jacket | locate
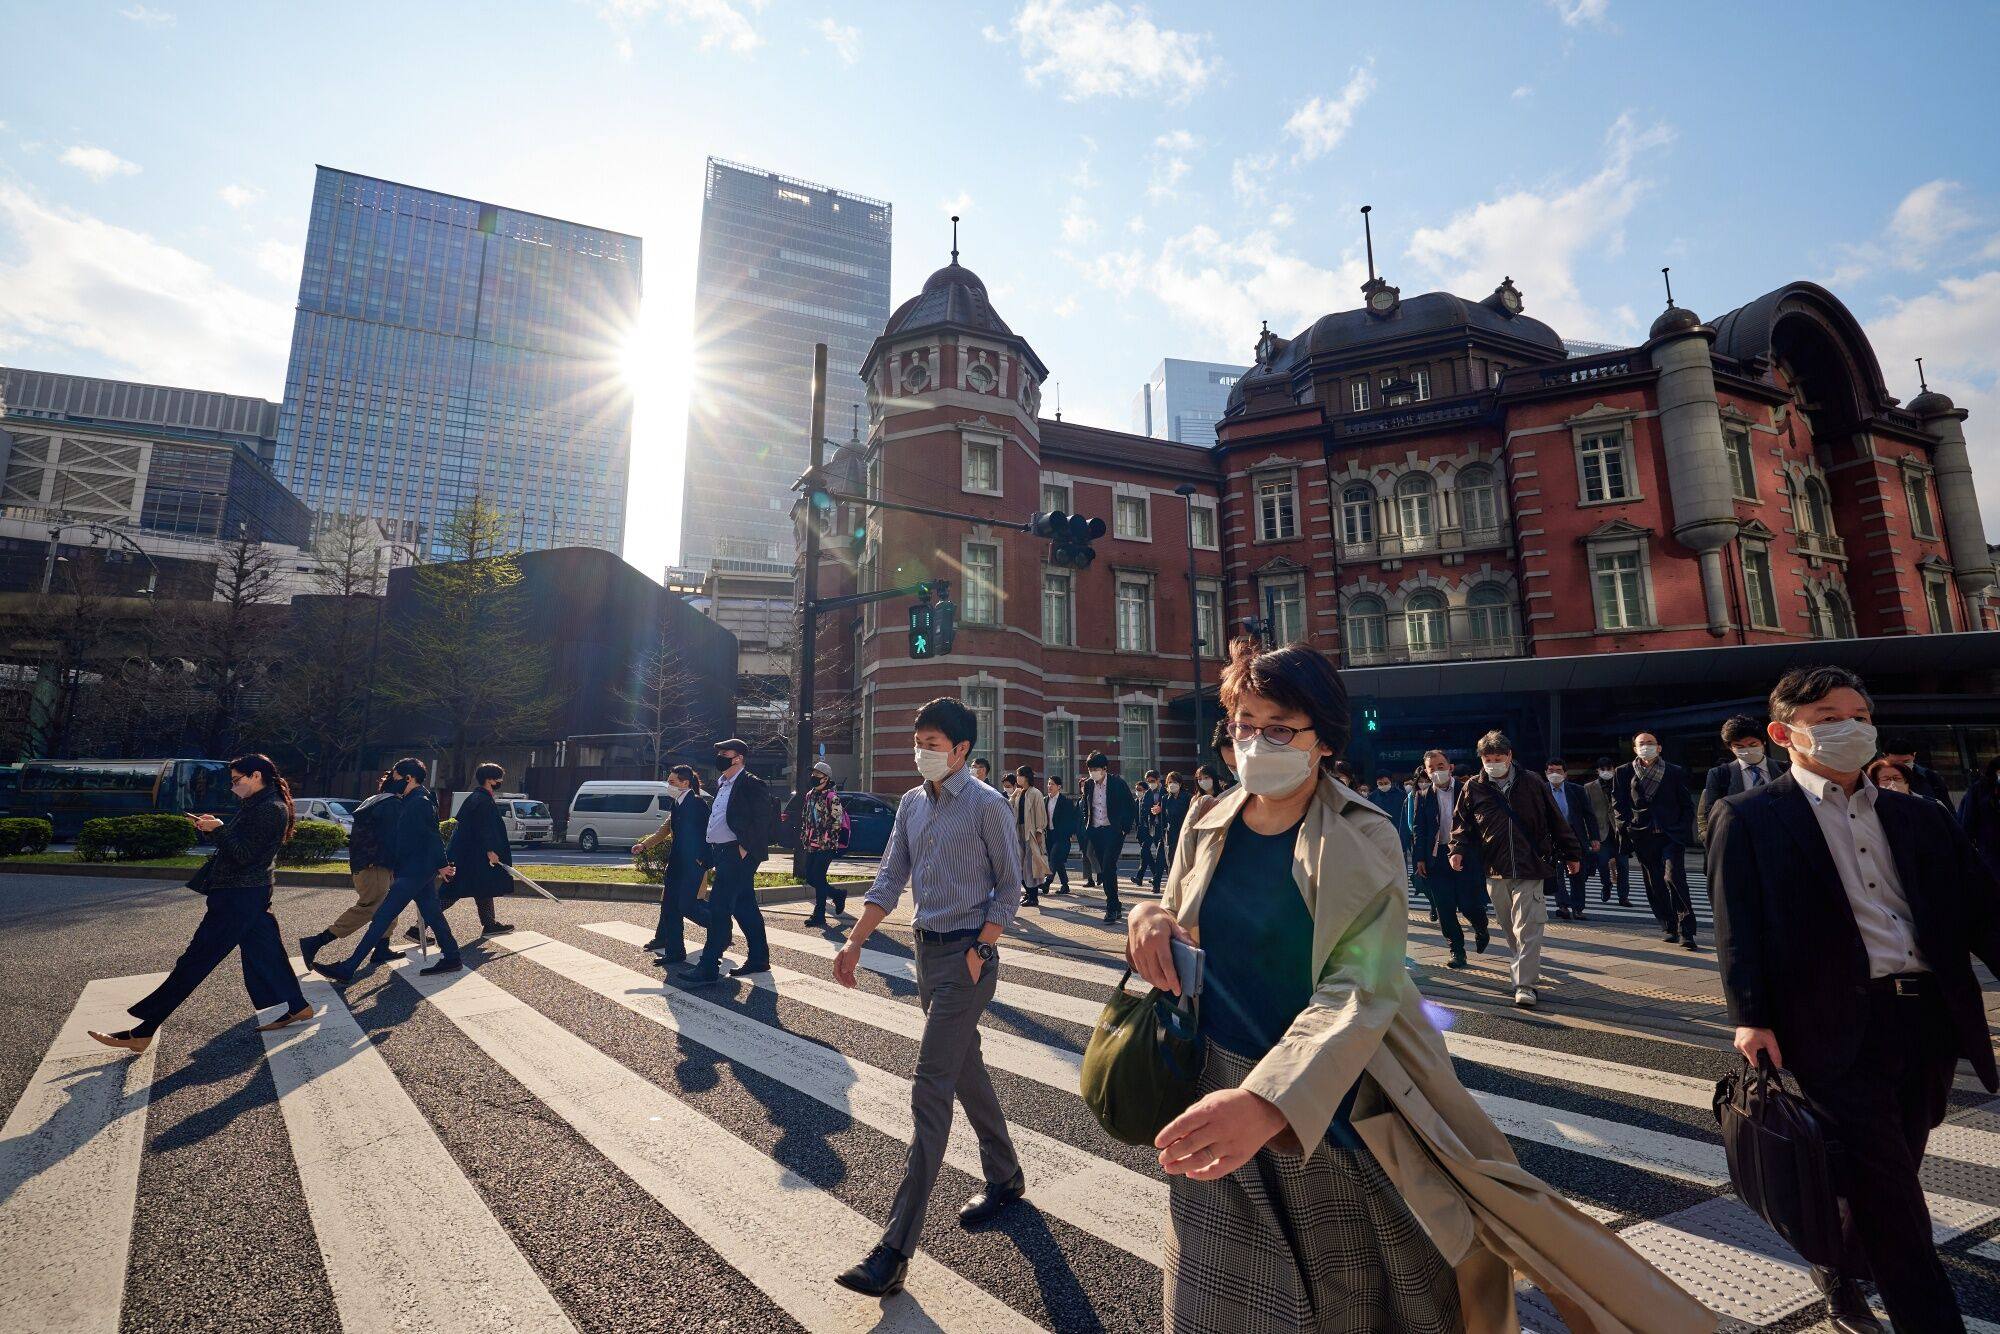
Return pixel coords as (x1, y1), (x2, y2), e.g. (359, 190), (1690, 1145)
(391, 788), (448, 881)
(190, 786), (290, 894)
(1412, 779), (1479, 878)
(1135, 784), (1166, 841)
(1164, 779), (1714, 1333)
(1047, 792), (1083, 839)
(715, 769), (774, 865)
(1162, 786), (1191, 851)
(1450, 768), (1583, 881)
(1584, 778), (1619, 850)
(1963, 778), (2000, 878)
(1549, 779), (1600, 855)
(1696, 756), (1785, 843)
(667, 789), (710, 879)
(445, 787), (514, 900)
(1080, 772), (1137, 835)
(346, 790), (400, 874)
(798, 784), (850, 853)
(1011, 786), (1049, 882)
(1612, 760), (1696, 848)
(1712, 771), (2000, 1091)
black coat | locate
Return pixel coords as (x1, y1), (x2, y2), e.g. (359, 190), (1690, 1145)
(667, 789), (709, 879)
(1711, 772), (2000, 1091)
(391, 788), (448, 881)
(1081, 773), (1137, 835)
(1611, 760), (1697, 848)
(715, 769), (774, 865)
(446, 787), (514, 900)
(1963, 779), (2000, 879)
(346, 791), (400, 874)
(1697, 756), (1785, 843)
(1549, 779), (1600, 852)
(1411, 780), (1478, 877)
(1047, 793), (1082, 839)
(189, 786), (289, 894)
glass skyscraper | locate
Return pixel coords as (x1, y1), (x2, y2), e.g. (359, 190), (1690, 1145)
(275, 167), (641, 557)
(681, 158), (891, 572)
(1131, 358), (1251, 447)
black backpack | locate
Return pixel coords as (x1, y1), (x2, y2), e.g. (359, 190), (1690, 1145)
(347, 794), (399, 872)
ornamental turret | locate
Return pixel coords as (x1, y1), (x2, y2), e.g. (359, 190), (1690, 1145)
(1646, 271), (1739, 637)
(1908, 376), (1997, 598)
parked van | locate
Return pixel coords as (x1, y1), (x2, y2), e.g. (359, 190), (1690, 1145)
(566, 781), (674, 852)
(451, 790), (556, 846)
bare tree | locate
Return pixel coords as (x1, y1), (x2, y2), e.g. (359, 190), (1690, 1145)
(188, 528), (284, 756)
(614, 613), (713, 777)
(258, 514), (388, 785)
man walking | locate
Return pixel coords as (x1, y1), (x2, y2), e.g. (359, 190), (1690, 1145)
(1134, 770), (1166, 891)
(299, 770), (405, 971)
(832, 698), (1026, 1297)
(1698, 715), (1786, 842)
(1079, 752), (1136, 924)
(1414, 750), (1488, 968)
(635, 765), (710, 963)
(1714, 666), (2000, 1333)
(676, 737), (775, 987)
(439, 762), (517, 939)
(1543, 759), (1600, 921)
(1614, 731), (1700, 948)
(1044, 774), (1080, 894)
(1878, 734), (1954, 807)
(1451, 733), (1581, 1008)
(312, 757), (461, 980)
(1587, 757), (1630, 906)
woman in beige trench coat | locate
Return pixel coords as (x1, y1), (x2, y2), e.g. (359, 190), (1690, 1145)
(1011, 764), (1051, 896)
(1128, 639), (1714, 1334)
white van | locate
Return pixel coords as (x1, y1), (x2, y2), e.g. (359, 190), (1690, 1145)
(566, 780), (674, 852)
(450, 790), (556, 846)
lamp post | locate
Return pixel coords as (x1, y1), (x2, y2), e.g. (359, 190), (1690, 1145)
(1174, 483), (1205, 771)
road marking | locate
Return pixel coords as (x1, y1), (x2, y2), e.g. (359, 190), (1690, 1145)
(389, 957), (1041, 1333)
(750, 923), (1105, 1026)
(262, 971), (575, 1333)
(1439, 1031), (1716, 1109)
(490, 931), (1165, 1267)
(0, 973), (165, 1334)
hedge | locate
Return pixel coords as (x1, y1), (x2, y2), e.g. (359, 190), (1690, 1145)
(0, 817), (52, 856)
(437, 818), (456, 846)
(277, 818), (348, 866)
(77, 814), (199, 862)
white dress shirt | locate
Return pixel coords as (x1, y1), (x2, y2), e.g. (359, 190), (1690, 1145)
(1432, 781), (1457, 854)
(1790, 764), (1927, 977)
(706, 771), (738, 845)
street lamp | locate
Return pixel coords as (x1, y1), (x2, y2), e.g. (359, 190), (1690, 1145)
(1173, 483), (1206, 774)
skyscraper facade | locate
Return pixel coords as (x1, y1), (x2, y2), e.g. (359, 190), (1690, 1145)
(275, 167), (641, 557)
(1130, 357), (1250, 446)
(680, 158), (891, 572)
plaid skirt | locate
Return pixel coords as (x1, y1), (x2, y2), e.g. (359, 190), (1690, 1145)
(1164, 1042), (1463, 1334)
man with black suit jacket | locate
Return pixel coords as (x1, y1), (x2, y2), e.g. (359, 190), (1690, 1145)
(1585, 757), (1629, 906)
(1698, 714), (1787, 843)
(1714, 666), (2000, 1333)
(1079, 752), (1136, 923)
(1043, 774), (1081, 894)
(677, 737), (775, 987)
(1613, 731), (1700, 948)
(1879, 735), (1955, 808)
(1541, 760), (1600, 920)
(1413, 749), (1488, 968)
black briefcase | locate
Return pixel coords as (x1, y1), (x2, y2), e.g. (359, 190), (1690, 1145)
(1713, 1059), (1845, 1267)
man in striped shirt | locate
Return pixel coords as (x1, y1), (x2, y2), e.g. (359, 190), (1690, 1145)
(831, 697), (1026, 1297)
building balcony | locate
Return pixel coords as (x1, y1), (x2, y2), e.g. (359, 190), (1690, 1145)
(1337, 525), (1510, 563)
(1341, 606), (1527, 669)
(1798, 530), (1846, 559)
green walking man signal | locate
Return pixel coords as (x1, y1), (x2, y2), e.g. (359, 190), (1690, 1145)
(909, 580), (956, 659)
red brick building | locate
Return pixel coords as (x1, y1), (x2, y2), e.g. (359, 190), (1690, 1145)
(804, 257), (1998, 796)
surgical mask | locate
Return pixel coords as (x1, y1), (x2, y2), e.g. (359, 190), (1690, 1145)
(1786, 719), (1878, 773)
(913, 747), (953, 783)
(1482, 760), (1510, 780)
(1547, 772), (1566, 785)
(1428, 769), (1452, 786)
(714, 752), (735, 768)
(1197, 776), (1214, 792)
(666, 784), (686, 802)
(1732, 746), (1766, 766)
(1088, 768), (1107, 782)
(1878, 777), (1910, 794)
(1376, 782), (1391, 792)
(1167, 783), (1180, 796)
(1636, 744), (1660, 761)
(1597, 768), (1614, 781)
(1236, 735), (1316, 797)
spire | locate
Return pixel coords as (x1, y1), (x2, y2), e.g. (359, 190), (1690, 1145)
(1053, 381), (1062, 423)
(1917, 356), (1929, 393)
(1361, 205), (1377, 284)
(1357, 205), (1400, 318)
(1661, 266), (1675, 309)
(950, 214), (960, 266)
(850, 402), (861, 443)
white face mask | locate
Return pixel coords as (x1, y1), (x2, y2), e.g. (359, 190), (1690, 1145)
(1786, 719), (1878, 773)
(666, 784), (686, 802)
(914, 747), (953, 783)
(1428, 769), (1452, 787)
(1236, 735), (1316, 797)
(1482, 760), (1511, 779)
(1597, 768), (1615, 781)
(1636, 744), (1661, 761)
(1547, 772), (1566, 786)
(1166, 783), (1180, 795)
(1733, 746), (1766, 766)
(1197, 776), (1214, 792)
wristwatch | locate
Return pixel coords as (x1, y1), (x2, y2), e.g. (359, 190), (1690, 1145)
(972, 941), (999, 965)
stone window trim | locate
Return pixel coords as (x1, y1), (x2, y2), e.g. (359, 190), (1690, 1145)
(1899, 458), (1941, 540)
(1040, 564), (1075, 647)
(1252, 466), (1302, 543)
(957, 670), (1007, 773)
(960, 429), (1005, 498)
(960, 537), (1003, 626)
(1193, 576), (1226, 659)
(1042, 709), (1082, 785)
(1723, 422), (1761, 503)
(1113, 567), (1158, 654)
(1738, 529), (1782, 631)
(1257, 569), (1309, 644)
(1580, 519), (1659, 632)
(1187, 494), (1220, 551)
(1567, 407), (1645, 508)
(1039, 473), (1075, 516)
(1349, 379), (1370, 413)
(1113, 482), (1153, 543)
(1114, 691), (1163, 784)
(1919, 558), (1956, 634)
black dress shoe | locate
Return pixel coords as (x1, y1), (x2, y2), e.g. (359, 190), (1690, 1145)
(1446, 952), (1468, 970)
(729, 959), (772, 977)
(1102, 910), (1123, 924)
(370, 946), (405, 964)
(1572, 910), (1587, 921)
(481, 922), (516, 936)
(802, 914), (829, 928)
(418, 958), (463, 975)
(834, 1244), (907, 1297)
(404, 925), (423, 943)
(1812, 1268), (1884, 1333)
(960, 1174), (1027, 1228)
(1661, 930), (1681, 943)
(676, 965), (723, 988)
(653, 952), (687, 968)
(1554, 908), (1572, 921)
(1681, 937), (1700, 951)
(1473, 930), (1490, 954)
(309, 960), (354, 983)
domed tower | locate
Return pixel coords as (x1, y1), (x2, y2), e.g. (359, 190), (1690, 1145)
(1907, 378), (1997, 602)
(1646, 281), (1739, 636)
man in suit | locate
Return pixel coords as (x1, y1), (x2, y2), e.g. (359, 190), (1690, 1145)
(1043, 774), (1080, 894)
(677, 737), (775, 987)
(440, 761), (517, 938)
(1133, 770), (1167, 890)
(1714, 666), (2000, 1333)
(1585, 757), (1629, 906)
(314, 757), (462, 980)
(1413, 749), (1489, 969)
(636, 764), (711, 964)
(1160, 771), (1192, 875)
(1614, 731), (1701, 949)
(1542, 759), (1600, 921)
(1079, 752), (1136, 924)
(1698, 714), (1787, 843)
(1878, 734), (1955, 808)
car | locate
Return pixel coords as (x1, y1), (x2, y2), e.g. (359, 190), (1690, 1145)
(774, 790), (896, 857)
(566, 781), (675, 852)
(294, 797), (358, 830)
(448, 790), (556, 846)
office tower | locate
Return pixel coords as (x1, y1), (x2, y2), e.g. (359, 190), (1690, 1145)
(1131, 358), (1251, 446)
(274, 167), (641, 557)
(681, 158), (891, 572)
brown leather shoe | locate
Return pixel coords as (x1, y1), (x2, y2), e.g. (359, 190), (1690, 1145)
(256, 1005), (317, 1032)
(87, 1029), (151, 1054)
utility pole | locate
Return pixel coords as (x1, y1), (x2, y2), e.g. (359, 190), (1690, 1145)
(1174, 483), (1205, 770)
(791, 342), (829, 876)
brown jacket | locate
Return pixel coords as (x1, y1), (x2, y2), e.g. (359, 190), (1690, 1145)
(1164, 776), (1713, 1334)
(1449, 766), (1583, 880)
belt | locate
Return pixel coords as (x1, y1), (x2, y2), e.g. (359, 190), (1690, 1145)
(1866, 972), (1933, 997)
(914, 926), (982, 945)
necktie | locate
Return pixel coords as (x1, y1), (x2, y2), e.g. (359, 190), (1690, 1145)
(1746, 765), (1762, 788)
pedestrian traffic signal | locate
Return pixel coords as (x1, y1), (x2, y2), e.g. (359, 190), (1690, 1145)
(909, 598), (935, 658)
(908, 580), (955, 658)
(1030, 510), (1107, 568)
(1362, 707), (1380, 733)
(931, 589), (957, 654)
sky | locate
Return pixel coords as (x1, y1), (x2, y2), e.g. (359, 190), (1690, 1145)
(4, 0), (2000, 583)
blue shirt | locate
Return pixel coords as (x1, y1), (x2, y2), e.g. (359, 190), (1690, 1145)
(865, 764), (1024, 932)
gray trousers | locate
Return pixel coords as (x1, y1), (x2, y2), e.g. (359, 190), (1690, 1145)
(880, 935), (1022, 1256)
(1487, 876), (1546, 991)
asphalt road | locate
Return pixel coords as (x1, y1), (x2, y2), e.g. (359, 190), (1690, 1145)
(4, 871), (1999, 1332)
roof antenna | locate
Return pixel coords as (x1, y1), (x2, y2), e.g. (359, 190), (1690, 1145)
(1916, 357), (1929, 393)
(1661, 266), (1675, 309)
(950, 214), (960, 266)
(1361, 205), (1377, 285)
(1054, 381), (1063, 422)
(850, 402), (860, 442)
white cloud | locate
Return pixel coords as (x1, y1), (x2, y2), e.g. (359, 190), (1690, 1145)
(1074, 225), (1362, 352)
(218, 183), (262, 210)
(254, 239), (303, 285)
(1126, 215), (1147, 235)
(1549, 0), (1608, 27)
(992, 0), (1215, 103)
(1069, 135), (1099, 189)
(1827, 179), (1986, 284)
(1061, 196), (1097, 244)
(1406, 113), (1673, 342)
(940, 190), (973, 220)
(0, 183), (290, 396)
(1052, 295), (1079, 318)
(814, 16), (860, 63)
(1868, 270), (2000, 533)
(1231, 152), (1276, 205)
(1147, 129), (1199, 202)
(1512, 84), (1534, 100)
(119, 4), (175, 25)
(588, 0), (763, 58)
(1283, 64), (1376, 163)
(60, 146), (140, 182)
(1269, 203), (1296, 229)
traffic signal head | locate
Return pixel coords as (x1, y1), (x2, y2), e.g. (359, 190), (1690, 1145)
(1038, 510), (1105, 568)
(932, 595), (957, 654)
(908, 599), (935, 658)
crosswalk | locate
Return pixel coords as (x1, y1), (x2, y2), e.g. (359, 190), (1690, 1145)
(4, 903), (1998, 1333)
(1408, 860), (1717, 931)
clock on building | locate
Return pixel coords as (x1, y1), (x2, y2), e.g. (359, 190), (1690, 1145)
(1362, 277), (1401, 319)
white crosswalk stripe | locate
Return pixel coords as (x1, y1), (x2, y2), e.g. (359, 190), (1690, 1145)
(7, 917), (2000, 1333)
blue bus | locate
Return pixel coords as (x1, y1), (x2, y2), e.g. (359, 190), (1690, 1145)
(14, 759), (237, 839)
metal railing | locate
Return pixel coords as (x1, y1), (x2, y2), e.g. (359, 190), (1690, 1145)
(1340, 606), (1528, 668)
(1336, 525), (1509, 562)
(1798, 529), (1846, 558)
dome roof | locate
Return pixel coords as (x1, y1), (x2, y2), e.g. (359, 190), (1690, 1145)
(882, 261), (1016, 341)
(1648, 304), (1703, 339)
(1908, 388), (1956, 416)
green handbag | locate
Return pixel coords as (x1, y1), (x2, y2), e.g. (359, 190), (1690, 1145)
(1080, 967), (1205, 1146)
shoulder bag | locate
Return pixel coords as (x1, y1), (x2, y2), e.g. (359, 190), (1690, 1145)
(1081, 960), (1204, 1147)
(1713, 1057), (1844, 1267)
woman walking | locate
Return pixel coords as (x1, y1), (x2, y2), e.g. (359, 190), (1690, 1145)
(441, 762), (517, 938)
(1127, 640), (1709, 1334)
(798, 762), (851, 927)
(90, 754), (313, 1052)
(636, 765), (711, 961)
(1012, 764), (1049, 907)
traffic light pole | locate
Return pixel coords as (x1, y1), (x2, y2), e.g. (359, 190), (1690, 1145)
(791, 343), (829, 879)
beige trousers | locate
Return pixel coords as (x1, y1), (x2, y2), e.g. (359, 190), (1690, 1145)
(1486, 876), (1545, 991)
(327, 866), (394, 938)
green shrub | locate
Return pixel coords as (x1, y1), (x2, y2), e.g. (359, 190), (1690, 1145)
(278, 818), (349, 866)
(0, 817), (52, 856)
(633, 834), (669, 878)
(77, 814), (199, 862)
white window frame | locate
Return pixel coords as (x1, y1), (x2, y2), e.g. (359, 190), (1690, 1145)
(1115, 571), (1155, 653)
(1188, 496), (1219, 550)
(1349, 379), (1369, 412)
(1041, 566), (1074, 646)
(1575, 425), (1638, 505)
(1261, 573), (1306, 645)
(961, 540), (1001, 625)
(1341, 484), (1376, 549)
(1456, 465), (1500, 536)
(1411, 368), (1431, 401)
(1587, 537), (1656, 631)
(1194, 577), (1224, 659)
(1396, 472), (1437, 549)
(1255, 470), (1299, 542)
(1904, 466), (1939, 540)
(1346, 596), (1388, 660)
(1043, 714), (1078, 787)
(962, 680), (1001, 774)
(1040, 478), (1072, 514)
(1741, 540), (1780, 630)
(961, 432), (1003, 497)
(1118, 701), (1159, 782)
(1924, 570), (1954, 633)
(1114, 489), (1152, 542)
(1725, 426), (1759, 502)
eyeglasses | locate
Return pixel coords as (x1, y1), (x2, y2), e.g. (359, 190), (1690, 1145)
(1226, 721), (1315, 747)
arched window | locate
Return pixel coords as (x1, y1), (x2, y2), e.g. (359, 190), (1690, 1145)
(1404, 589), (1449, 656)
(1465, 583), (1514, 649)
(1805, 585), (1829, 640)
(1802, 476), (1831, 535)
(1341, 484), (1376, 549)
(1457, 464), (1500, 537)
(1345, 595), (1387, 661)
(1826, 586), (1855, 639)
(1396, 472), (1436, 551)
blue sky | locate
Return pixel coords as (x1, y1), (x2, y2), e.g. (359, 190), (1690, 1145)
(4, 0), (1999, 581)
